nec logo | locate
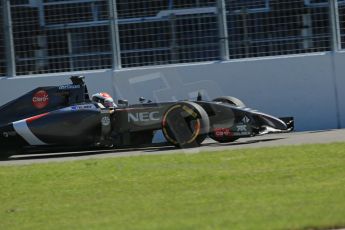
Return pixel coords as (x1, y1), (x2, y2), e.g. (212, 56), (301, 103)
(128, 111), (160, 122)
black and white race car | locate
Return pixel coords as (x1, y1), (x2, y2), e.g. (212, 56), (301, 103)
(0, 76), (293, 159)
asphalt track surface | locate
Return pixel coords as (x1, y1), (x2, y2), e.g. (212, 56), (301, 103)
(1, 129), (345, 166)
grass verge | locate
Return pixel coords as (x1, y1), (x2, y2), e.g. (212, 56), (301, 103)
(1, 143), (345, 230)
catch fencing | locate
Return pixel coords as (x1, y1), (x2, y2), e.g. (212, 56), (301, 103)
(0, 0), (344, 76)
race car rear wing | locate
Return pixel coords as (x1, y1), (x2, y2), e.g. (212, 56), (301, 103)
(0, 75), (91, 126)
(67, 75), (90, 104)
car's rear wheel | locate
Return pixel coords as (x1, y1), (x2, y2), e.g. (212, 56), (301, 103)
(162, 101), (209, 148)
(210, 96), (245, 143)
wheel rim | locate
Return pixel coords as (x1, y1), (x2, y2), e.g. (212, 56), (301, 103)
(162, 104), (202, 146)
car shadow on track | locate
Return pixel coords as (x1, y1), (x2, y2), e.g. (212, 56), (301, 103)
(6, 144), (176, 161)
(134, 137), (287, 153)
(5, 137), (286, 162)
(205, 137), (286, 147)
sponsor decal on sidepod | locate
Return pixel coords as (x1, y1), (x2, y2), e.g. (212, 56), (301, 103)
(32, 90), (49, 109)
(128, 111), (160, 122)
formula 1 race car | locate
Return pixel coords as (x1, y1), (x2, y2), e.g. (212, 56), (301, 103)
(0, 76), (293, 159)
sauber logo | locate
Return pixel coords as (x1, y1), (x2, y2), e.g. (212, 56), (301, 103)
(32, 90), (49, 109)
(128, 111), (160, 122)
(236, 125), (247, 132)
(101, 116), (111, 126)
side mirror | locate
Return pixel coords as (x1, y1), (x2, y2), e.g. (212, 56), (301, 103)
(118, 99), (128, 106)
(139, 97), (146, 103)
(197, 91), (202, 101)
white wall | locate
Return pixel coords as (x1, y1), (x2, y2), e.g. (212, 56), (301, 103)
(111, 52), (343, 131)
(334, 52), (345, 129)
(0, 52), (343, 131)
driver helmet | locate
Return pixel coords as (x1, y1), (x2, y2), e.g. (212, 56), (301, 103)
(92, 92), (117, 108)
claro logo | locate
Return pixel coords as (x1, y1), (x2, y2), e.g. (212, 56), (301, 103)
(128, 111), (160, 122)
(32, 90), (49, 109)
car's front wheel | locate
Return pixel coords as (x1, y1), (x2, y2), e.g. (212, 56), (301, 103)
(162, 101), (210, 148)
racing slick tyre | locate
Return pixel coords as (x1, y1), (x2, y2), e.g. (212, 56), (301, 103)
(162, 101), (210, 148)
(213, 96), (245, 107)
(210, 96), (245, 143)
